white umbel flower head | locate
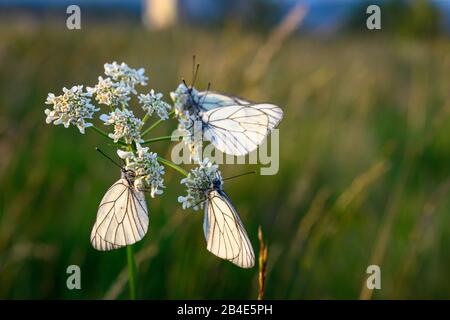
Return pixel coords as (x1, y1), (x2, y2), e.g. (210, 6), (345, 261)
(139, 90), (172, 120)
(104, 62), (148, 94)
(117, 144), (165, 197)
(87, 76), (131, 108)
(100, 108), (143, 144)
(44, 85), (99, 134)
(176, 110), (203, 161)
(178, 158), (223, 211)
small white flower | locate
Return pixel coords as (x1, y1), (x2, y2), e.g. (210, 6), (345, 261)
(117, 144), (165, 197)
(116, 149), (133, 159)
(170, 84), (204, 160)
(100, 108), (143, 144)
(178, 158), (223, 211)
(139, 90), (172, 120)
(104, 62), (148, 94)
(176, 110), (203, 161)
(44, 85), (98, 134)
(87, 76), (131, 107)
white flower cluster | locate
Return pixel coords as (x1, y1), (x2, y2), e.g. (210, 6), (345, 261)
(170, 84), (203, 161)
(44, 62), (174, 140)
(100, 108), (143, 144)
(88, 62), (148, 107)
(88, 76), (131, 107)
(176, 110), (203, 161)
(104, 61), (148, 94)
(178, 158), (223, 210)
(118, 144), (165, 198)
(44, 85), (99, 134)
(139, 90), (172, 120)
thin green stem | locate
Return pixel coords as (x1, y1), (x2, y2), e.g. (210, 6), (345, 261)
(141, 113), (150, 126)
(125, 143), (137, 300)
(126, 245), (137, 300)
(141, 110), (175, 138)
(141, 118), (164, 138)
(157, 156), (188, 176)
(90, 125), (109, 139)
(90, 125), (127, 146)
(142, 135), (182, 145)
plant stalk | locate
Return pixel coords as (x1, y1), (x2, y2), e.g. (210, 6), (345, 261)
(126, 245), (137, 300)
(157, 156), (188, 176)
(142, 135), (182, 145)
(141, 110), (175, 138)
(90, 125), (127, 146)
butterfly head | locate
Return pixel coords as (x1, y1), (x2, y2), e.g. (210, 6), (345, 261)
(200, 170), (223, 196)
(171, 82), (200, 114)
(121, 168), (136, 183)
(210, 173), (223, 191)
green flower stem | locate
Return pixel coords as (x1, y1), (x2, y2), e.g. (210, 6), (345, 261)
(141, 118), (164, 138)
(90, 125), (109, 139)
(123, 155), (186, 301)
(126, 245), (137, 300)
(141, 110), (175, 138)
(90, 125), (127, 146)
(125, 143), (138, 300)
(141, 135), (182, 145)
(141, 113), (150, 126)
(157, 156), (188, 176)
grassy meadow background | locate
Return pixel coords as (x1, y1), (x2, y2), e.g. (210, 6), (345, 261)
(1, 14), (450, 299)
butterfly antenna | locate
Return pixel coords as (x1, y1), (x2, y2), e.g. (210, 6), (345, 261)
(192, 63), (200, 89)
(201, 82), (211, 105)
(182, 78), (188, 89)
(192, 198), (208, 209)
(191, 55), (196, 87)
(223, 171), (256, 181)
(182, 78), (198, 110)
(96, 147), (123, 170)
(182, 78), (192, 94)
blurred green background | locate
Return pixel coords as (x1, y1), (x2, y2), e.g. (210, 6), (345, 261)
(1, 0), (450, 299)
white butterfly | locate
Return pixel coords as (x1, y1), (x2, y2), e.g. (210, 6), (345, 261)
(90, 170), (149, 251)
(173, 84), (283, 156)
(202, 177), (255, 268)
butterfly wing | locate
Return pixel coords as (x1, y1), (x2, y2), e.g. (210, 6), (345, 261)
(90, 178), (149, 251)
(203, 190), (255, 268)
(197, 91), (251, 111)
(202, 104), (283, 156)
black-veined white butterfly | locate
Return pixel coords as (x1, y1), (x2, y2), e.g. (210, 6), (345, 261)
(90, 150), (149, 251)
(174, 82), (283, 157)
(202, 176), (255, 268)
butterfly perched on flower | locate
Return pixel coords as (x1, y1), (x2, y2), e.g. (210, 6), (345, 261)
(90, 167), (149, 251)
(203, 176), (255, 268)
(90, 146), (164, 251)
(171, 82), (283, 157)
(178, 158), (255, 268)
